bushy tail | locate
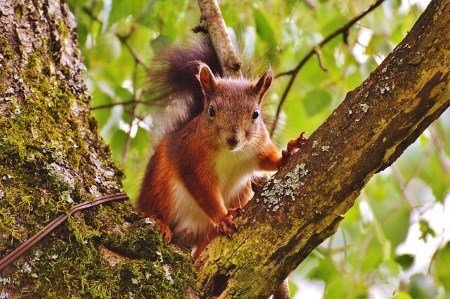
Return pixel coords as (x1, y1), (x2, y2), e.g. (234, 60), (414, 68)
(148, 37), (222, 133)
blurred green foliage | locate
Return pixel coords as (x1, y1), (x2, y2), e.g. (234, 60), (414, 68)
(69, 0), (449, 297)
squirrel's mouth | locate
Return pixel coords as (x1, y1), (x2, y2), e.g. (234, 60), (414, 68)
(227, 143), (245, 152)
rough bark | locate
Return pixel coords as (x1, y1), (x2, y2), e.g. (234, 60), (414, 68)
(0, 1), (195, 297)
(197, 0), (449, 297)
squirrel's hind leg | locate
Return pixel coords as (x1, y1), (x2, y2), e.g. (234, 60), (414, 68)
(149, 217), (172, 243)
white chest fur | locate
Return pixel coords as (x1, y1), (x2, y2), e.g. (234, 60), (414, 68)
(214, 148), (258, 204)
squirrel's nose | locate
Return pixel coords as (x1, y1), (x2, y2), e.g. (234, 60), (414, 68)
(226, 137), (238, 147)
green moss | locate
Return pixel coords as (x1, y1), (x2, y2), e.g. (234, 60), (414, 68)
(103, 219), (164, 260)
(102, 219), (197, 298)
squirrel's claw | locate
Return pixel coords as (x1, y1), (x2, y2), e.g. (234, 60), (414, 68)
(281, 132), (307, 165)
(290, 132), (307, 149)
(216, 213), (237, 238)
(228, 207), (243, 218)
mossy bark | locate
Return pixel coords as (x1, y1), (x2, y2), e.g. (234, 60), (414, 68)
(0, 1), (196, 298)
(197, 0), (449, 297)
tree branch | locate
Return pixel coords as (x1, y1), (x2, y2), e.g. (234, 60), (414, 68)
(196, 0), (242, 77)
(197, 1), (449, 297)
(270, 0), (386, 136)
(90, 98), (164, 110)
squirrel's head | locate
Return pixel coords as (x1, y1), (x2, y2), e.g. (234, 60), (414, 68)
(196, 63), (273, 151)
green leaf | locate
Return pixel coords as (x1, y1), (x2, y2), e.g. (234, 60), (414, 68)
(151, 35), (172, 52)
(361, 238), (383, 271)
(109, 0), (150, 26)
(308, 256), (339, 282)
(115, 86), (133, 102)
(323, 276), (346, 299)
(109, 129), (127, 163)
(395, 254), (414, 270)
(418, 151), (449, 203)
(380, 206), (411, 250)
(393, 291), (412, 299)
(435, 242), (450, 291)
(90, 33), (122, 62)
(288, 281), (298, 298)
(408, 274), (439, 299)
(99, 106), (123, 144)
(253, 9), (277, 48)
(122, 128), (151, 201)
(419, 220), (436, 241)
(437, 110), (450, 155)
(303, 90), (332, 117)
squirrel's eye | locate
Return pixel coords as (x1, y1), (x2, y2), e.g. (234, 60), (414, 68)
(252, 110), (259, 120)
(208, 105), (216, 117)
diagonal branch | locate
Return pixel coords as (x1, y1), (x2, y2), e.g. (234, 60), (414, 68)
(197, 0), (449, 297)
(270, 0), (386, 136)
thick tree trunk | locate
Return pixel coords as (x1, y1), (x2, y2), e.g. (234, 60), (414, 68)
(197, 0), (449, 297)
(0, 1), (195, 298)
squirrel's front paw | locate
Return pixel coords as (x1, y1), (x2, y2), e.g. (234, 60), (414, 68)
(228, 207), (243, 218)
(216, 213), (237, 238)
(281, 132), (307, 164)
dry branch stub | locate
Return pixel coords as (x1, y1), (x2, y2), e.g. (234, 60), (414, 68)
(196, 0), (242, 77)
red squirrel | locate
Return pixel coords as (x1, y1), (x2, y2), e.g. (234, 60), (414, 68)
(137, 38), (305, 258)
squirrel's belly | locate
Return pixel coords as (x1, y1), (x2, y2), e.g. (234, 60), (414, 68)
(215, 149), (259, 205)
(170, 179), (211, 237)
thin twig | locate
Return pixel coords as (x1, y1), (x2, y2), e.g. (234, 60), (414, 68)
(81, 6), (102, 24)
(302, 0), (316, 10)
(429, 123), (449, 174)
(116, 33), (151, 72)
(314, 46), (328, 72)
(390, 166), (414, 208)
(91, 99), (159, 110)
(270, 0), (386, 136)
(91, 92), (168, 110)
(121, 62), (139, 163)
(0, 193), (129, 271)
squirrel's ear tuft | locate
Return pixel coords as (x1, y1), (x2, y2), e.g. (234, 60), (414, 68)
(197, 63), (217, 96)
(254, 68), (273, 103)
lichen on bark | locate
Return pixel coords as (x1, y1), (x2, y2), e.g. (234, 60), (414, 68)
(0, 1), (196, 297)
